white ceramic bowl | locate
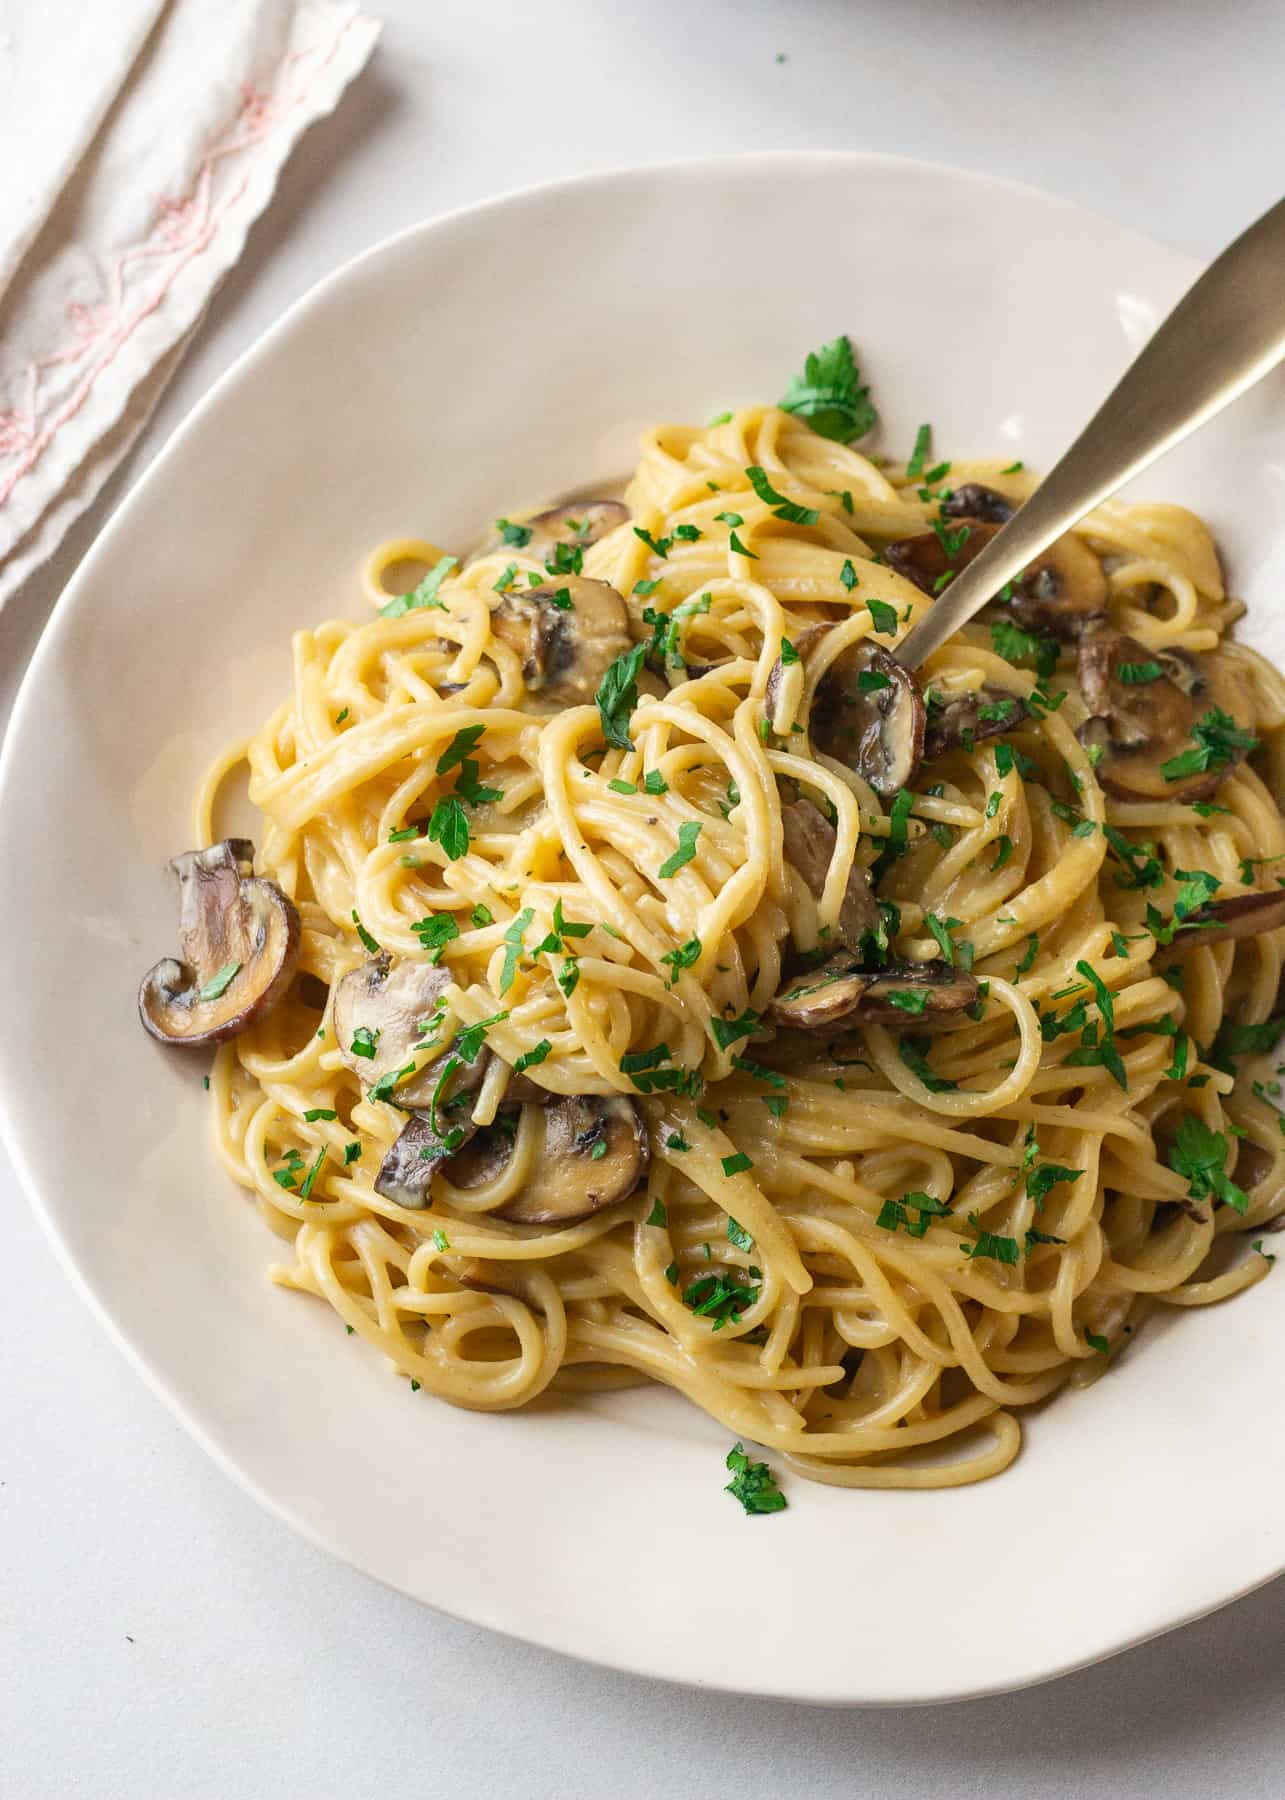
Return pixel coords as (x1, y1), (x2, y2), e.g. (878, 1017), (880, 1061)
(3, 153), (1284, 1706)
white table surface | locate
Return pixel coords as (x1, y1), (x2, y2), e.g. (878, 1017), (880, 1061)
(4, 2), (1285, 1793)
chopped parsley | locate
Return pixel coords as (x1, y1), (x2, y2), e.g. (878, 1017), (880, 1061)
(351, 911), (381, 956)
(721, 1152), (753, 1177)
(898, 1036), (957, 1093)
(349, 1026), (379, 1060)
(906, 423), (932, 480)
(427, 796), (470, 861)
(513, 1039), (552, 1073)
(727, 528), (758, 559)
(961, 1218), (1020, 1264)
(1071, 960), (1127, 1090)
(725, 1442), (787, 1514)
(660, 936), (702, 985)
(658, 820), (702, 878)
(436, 723), (486, 775)
(1161, 708), (1258, 782)
(595, 642), (649, 751)
(196, 959), (240, 1002)
(1168, 1114), (1249, 1215)
(745, 464), (820, 526)
(727, 1217), (754, 1252)
(499, 908), (534, 994)
(840, 559), (858, 593)
(685, 1268), (760, 1330)
(867, 597), (898, 635)
(1117, 660), (1164, 684)
(712, 1010), (759, 1051)
(876, 1190), (951, 1238)
(379, 554), (457, 617)
(990, 619), (1058, 681)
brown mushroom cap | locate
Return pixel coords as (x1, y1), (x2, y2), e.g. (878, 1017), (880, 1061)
(483, 499), (628, 563)
(939, 483), (1015, 524)
(445, 1095), (648, 1224)
(491, 576), (630, 707)
(1077, 632), (1250, 802)
(768, 955), (977, 1031)
(374, 1111), (478, 1209)
(1165, 889), (1285, 954)
(923, 685), (1028, 759)
(858, 962), (980, 1024)
(780, 799), (877, 951)
(333, 955), (453, 1107)
(809, 640), (926, 798)
(139, 840), (300, 1047)
(884, 517), (1106, 639)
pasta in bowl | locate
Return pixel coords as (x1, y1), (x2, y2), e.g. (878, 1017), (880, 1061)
(140, 337), (1285, 1501)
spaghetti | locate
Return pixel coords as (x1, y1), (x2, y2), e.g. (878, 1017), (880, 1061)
(190, 356), (1285, 1490)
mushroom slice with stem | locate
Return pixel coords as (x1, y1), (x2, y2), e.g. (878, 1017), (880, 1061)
(884, 517), (1107, 639)
(780, 799), (877, 952)
(923, 685), (1028, 759)
(139, 840), (300, 1047)
(1164, 889), (1285, 954)
(333, 955), (454, 1108)
(490, 576), (631, 707)
(809, 641), (926, 798)
(374, 1112), (478, 1209)
(1077, 632), (1252, 801)
(445, 1095), (649, 1225)
(768, 956), (977, 1031)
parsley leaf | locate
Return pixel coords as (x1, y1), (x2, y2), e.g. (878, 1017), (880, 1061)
(779, 334), (877, 443)
(499, 908), (534, 994)
(745, 464), (820, 526)
(436, 724), (486, 775)
(1168, 1114), (1250, 1215)
(1161, 708), (1259, 782)
(595, 642), (649, 751)
(658, 820), (702, 878)
(725, 1442), (787, 1514)
(379, 555), (458, 617)
(427, 796), (469, 861)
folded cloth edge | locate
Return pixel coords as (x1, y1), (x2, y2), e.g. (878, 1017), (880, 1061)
(0, 2), (380, 611)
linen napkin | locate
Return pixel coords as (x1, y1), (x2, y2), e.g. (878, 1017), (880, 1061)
(0, 0), (379, 608)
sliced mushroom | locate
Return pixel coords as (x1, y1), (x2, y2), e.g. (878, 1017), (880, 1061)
(333, 954), (454, 1108)
(481, 499), (629, 563)
(859, 961), (979, 1024)
(768, 955), (977, 1031)
(139, 840), (300, 1047)
(939, 483), (1015, 524)
(1164, 889), (1285, 954)
(767, 958), (873, 1030)
(884, 517), (1106, 639)
(491, 576), (630, 707)
(445, 1095), (648, 1224)
(923, 685), (1028, 759)
(373, 1111), (479, 1209)
(780, 799), (877, 951)
(1077, 632), (1251, 801)
(809, 641), (926, 798)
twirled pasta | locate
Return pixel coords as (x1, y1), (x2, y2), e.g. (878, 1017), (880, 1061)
(196, 395), (1285, 1489)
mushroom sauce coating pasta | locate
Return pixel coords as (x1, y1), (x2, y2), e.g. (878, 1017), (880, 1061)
(153, 353), (1285, 1492)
